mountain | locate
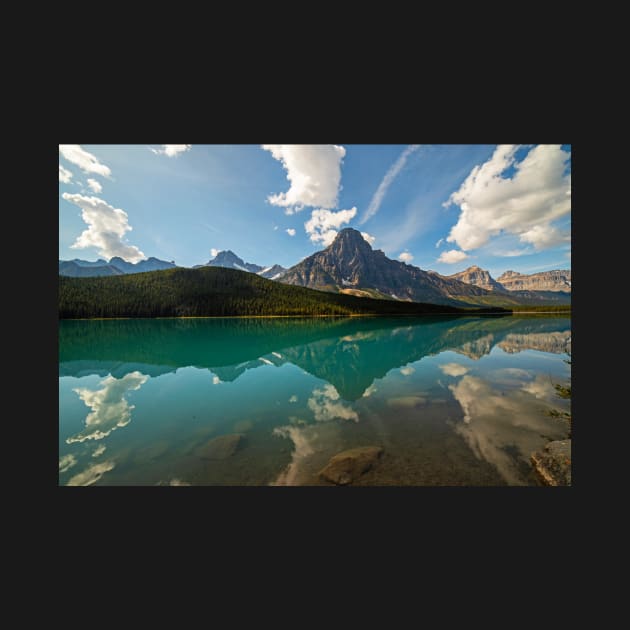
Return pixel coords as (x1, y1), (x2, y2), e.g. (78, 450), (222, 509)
(258, 264), (287, 280)
(202, 250), (263, 273)
(497, 269), (571, 293)
(59, 257), (176, 277)
(60, 315), (569, 398)
(59, 260), (124, 277)
(446, 265), (505, 292)
(58, 266), (498, 319)
(279, 228), (520, 307)
(108, 256), (177, 274)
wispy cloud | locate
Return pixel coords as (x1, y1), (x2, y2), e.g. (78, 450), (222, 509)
(150, 144), (192, 157)
(86, 178), (102, 193)
(360, 145), (421, 225)
(59, 165), (73, 183)
(62, 193), (145, 262)
(59, 145), (111, 177)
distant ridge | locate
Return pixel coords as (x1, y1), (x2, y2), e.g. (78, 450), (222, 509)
(59, 257), (176, 277)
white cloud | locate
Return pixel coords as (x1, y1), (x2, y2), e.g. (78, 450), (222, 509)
(495, 248), (531, 257)
(273, 225), (279, 231)
(210, 248), (219, 257)
(86, 178), (102, 193)
(67, 461), (115, 486)
(444, 144), (571, 252)
(437, 249), (469, 264)
(361, 232), (376, 245)
(440, 363), (469, 377)
(212, 375), (222, 385)
(92, 444), (106, 458)
(289, 395), (298, 403)
(59, 454), (77, 473)
(307, 384), (358, 423)
(262, 144), (346, 212)
(67, 371), (148, 444)
(435, 238), (444, 248)
(286, 228), (296, 236)
(360, 144), (421, 224)
(59, 165), (73, 183)
(150, 144), (192, 157)
(398, 251), (414, 263)
(362, 383), (378, 398)
(59, 145), (111, 177)
(400, 366), (415, 376)
(62, 193), (146, 262)
(305, 207), (357, 246)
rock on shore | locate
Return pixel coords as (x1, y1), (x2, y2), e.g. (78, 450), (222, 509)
(531, 440), (571, 486)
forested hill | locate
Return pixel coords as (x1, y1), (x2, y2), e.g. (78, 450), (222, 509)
(58, 267), (503, 319)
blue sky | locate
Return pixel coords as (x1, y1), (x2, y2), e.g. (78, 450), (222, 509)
(59, 144), (571, 277)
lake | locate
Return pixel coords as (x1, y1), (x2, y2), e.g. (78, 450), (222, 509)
(58, 315), (571, 486)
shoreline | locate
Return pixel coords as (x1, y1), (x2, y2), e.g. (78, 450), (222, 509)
(59, 311), (570, 321)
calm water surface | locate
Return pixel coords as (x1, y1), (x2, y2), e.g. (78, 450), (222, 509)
(59, 316), (571, 486)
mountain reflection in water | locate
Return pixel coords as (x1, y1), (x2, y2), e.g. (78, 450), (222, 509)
(59, 316), (571, 486)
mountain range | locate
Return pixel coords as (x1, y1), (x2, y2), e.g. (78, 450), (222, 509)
(195, 250), (288, 279)
(59, 257), (177, 277)
(59, 229), (570, 307)
(447, 265), (571, 294)
(278, 229), (569, 307)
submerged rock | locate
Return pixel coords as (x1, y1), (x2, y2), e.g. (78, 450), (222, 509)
(195, 434), (243, 460)
(319, 446), (383, 485)
(531, 440), (571, 486)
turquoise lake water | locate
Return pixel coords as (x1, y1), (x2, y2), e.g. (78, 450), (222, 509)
(58, 316), (571, 486)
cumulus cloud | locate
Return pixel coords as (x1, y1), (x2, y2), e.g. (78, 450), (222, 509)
(398, 251), (414, 263)
(440, 363), (469, 377)
(443, 144), (571, 252)
(437, 249), (469, 264)
(449, 374), (568, 485)
(150, 144), (192, 157)
(362, 383), (378, 398)
(360, 145), (421, 224)
(67, 461), (115, 486)
(59, 165), (73, 183)
(400, 366), (415, 376)
(286, 228), (296, 236)
(210, 248), (219, 258)
(87, 178), (102, 193)
(305, 207), (357, 246)
(262, 144), (346, 213)
(307, 384), (358, 423)
(59, 145), (111, 177)
(62, 193), (146, 262)
(361, 232), (376, 245)
(67, 371), (148, 444)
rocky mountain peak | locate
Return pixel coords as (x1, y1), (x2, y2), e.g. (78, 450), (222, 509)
(447, 265), (504, 292)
